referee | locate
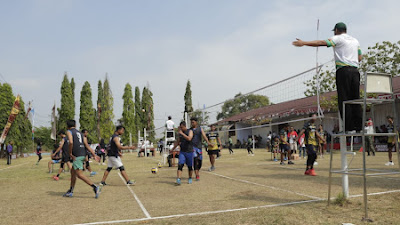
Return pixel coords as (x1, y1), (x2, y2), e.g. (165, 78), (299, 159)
(292, 22), (362, 132)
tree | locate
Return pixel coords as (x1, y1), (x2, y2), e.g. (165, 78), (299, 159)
(99, 76), (115, 141)
(0, 84), (20, 157)
(217, 93), (270, 120)
(190, 109), (210, 126)
(304, 69), (336, 97)
(121, 83), (135, 145)
(70, 77), (76, 119)
(134, 86), (142, 141)
(57, 73), (74, 131)
(33, 126), (53, 150)
(141, 86), (155, 141)
(79, 81), (96, 142)
(184, 80), (193, 114)
(96, 80), (103, 141)
(360, 41), (400, 76)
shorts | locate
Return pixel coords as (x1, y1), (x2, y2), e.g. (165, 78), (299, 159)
(193, 147), (203, 160)
(179, 151), (194, 167)
(289, 143), (297, 151)
(52, 159), (60, 164)
(208, 150), (219, 155)
(306, 144), (317, 155)
(62, 155), (72, 163)
(108, 156), (123, 168)
(167, 131), (174, 138)
(280, 144), (290, 152)
(388, 143), (395, 151)
(72, 156), (86, 170)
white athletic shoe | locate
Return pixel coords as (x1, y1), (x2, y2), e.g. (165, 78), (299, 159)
(385, 161), (395, 166)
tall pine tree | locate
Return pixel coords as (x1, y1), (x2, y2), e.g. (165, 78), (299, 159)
(141, 86), (155, 141)
(134, 86), (142, 141)
(70, 77), (76, 119)
(121, 83), (135, 144)
(79, 81), (96, 142)
(96, 80), (103, 141)
(99, 76), (115, 141)
(58, 73), (74, 130)
(184, 80), (193, 118)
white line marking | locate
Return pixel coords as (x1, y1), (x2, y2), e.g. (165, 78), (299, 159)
(0, 162), (29, 171)
(74, 199), (321, 225)
(74, 189), (400, 225)
(117, 173), (151, 219)
(209, 172), (323, 200)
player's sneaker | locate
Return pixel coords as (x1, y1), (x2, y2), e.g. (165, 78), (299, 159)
(208, 166), (215, 172)
(90, 171), (97, 177)
(127, 180), (136, 185)
(100, 181), (107, 186)
(284, 157), (288, 161)
(53, 175), (59, 181)
(188, 178), (193, 184)
(94, 185), (101, 199)
(288, 161), (294, 165)
(304, 169), (310, 175)
(196, 175), (200, 181)
(63, 191), (73, 197)
(309, 169), (317, 176)
(385, 161), (395, 166)
(273, 158), (278, 162)
(176, 178), (181, 185)
(280, 162), (285, 165)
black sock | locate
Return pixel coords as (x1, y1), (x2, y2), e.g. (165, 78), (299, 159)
(56, 174), (60, 177)
(69, 187), (74, 192)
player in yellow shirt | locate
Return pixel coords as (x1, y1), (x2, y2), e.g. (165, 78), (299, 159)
(206, 125), (222, 171)
(297, 113), (326, 176)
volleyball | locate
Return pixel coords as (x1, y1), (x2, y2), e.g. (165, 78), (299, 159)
(151, 167), (158, 174)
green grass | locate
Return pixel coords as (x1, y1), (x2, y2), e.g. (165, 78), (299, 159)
(0, 149), (399, 225)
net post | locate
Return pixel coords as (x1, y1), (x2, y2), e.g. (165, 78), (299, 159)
(339, 111), (349, 197)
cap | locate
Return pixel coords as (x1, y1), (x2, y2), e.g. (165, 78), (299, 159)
(332, 22), (347, 31)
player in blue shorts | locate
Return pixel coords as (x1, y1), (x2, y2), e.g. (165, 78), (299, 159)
(172, 121), (194, 185)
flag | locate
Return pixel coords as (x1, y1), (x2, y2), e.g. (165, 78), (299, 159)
(0, 95), (21, 144)
(50, 103), (57, 140)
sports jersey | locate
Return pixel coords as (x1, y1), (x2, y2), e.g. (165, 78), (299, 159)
(280, 129), (288, 144)
(61, 137), (69, 157)
(36, 145), (42, 154)
(303, 122), (317, 146)
(325, 33), (361, 69)
(387, 123), (394, 143)
(179, 130), (193, 153)
(206, 131), (219, 150)
(191, 127), (203, 150)
(288, 131), (298, 144)
(108, 134), (120, 157)
(68, 128), (86, 157)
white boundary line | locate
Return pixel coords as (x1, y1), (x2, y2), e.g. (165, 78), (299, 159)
(74, 188), (400, 225)
(209, 172), (323, 200)
(0, 162), (29, 171)
(74, 199), (321, 225)
(117, 173), (151, 219)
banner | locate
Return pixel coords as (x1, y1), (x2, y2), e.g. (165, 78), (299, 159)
(0, 95), (21, 144)
(50, 103), (57, 140)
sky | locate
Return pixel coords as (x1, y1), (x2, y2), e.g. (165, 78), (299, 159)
(0, 0), (399, 136)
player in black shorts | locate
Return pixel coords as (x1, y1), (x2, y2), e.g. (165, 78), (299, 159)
(206, 125), (221, 171)
(81, 129), (97, 176)
(190, 117), (211, 181)
(63, 120), (101, 198)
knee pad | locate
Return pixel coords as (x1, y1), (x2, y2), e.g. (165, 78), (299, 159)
(119, 166), (125, 171)
(178, 164), (184, 171)
(106, 167), (113, 172)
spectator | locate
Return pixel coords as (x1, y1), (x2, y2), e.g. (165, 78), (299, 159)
(7, 141), (13, 165)
(288, 126), (298, 154)
(364, 118), (375, 156)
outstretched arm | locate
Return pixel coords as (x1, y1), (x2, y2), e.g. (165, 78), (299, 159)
(292, 39), (327, 47)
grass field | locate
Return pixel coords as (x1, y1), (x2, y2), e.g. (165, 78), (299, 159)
(1, 148), (400, 225)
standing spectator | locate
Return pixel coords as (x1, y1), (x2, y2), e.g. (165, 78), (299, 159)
(385, 116), (395, 166)
(247, 136), (254, 156)
(365, 118), (375, 156)
(298, 133), (306, 159)
(36, 141), (43, 165)
(288, 126), (298, 154)
(266, 132), (272, 152)
(7, 141), (13, 165)
(318, 125), (327, 158)
(228, 136), (234, 154)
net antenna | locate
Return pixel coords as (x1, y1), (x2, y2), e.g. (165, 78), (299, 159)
(316, 19), (324, 120)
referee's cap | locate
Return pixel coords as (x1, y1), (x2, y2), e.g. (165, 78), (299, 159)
(332, 22), (347, 31)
